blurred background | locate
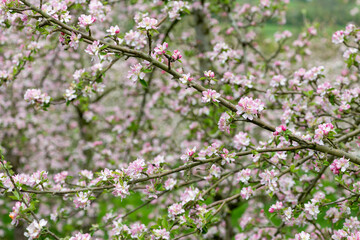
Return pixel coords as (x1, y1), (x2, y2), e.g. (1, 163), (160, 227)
(240, 0), (360, 36)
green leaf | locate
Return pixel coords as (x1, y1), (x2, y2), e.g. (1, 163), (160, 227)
(328, 95), (336, 105)
(290, 164), (297, 173)
(303, 90), (314, 97)
(13, 191), (20, 200)
(142, 68), (153, 73)
(139, 79), (148, 88)
(162, 218), (169, 229)
(99, 45), (108, 51)
(268, 191), (274, 198)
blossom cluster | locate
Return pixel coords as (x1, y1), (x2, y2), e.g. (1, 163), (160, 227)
(236, 97), (265, 120)
(2, 0), (360, 239)
(314, 123), (335, 145)
(24, 89), (51, 109)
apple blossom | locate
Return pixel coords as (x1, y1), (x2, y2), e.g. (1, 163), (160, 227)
(201, 89), (221, 103)
(106, 25), (120, 36)
(168, 203), (185, 220)
(172, 50), (182, 60)
(24, 219), (47, 240)
(137, 17), (158, 30)
(78, 15), (96, 28)
(1, 1), (360, 239)
(127, 63), (145, 82)
(154, 42), (168, 55)
(240, 187), (254, 200)
(330, 157), (350, 174)
(179, 73), (193, 84)
(233, 132), (250, 150)
(293, 232), (311, 240)
(236, 97), (265, 120)
(24, 89), (51, 108)
(69, 233), (91, 240)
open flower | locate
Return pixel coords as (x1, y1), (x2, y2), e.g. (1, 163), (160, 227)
(78, 15), (96, 28)
(137, 17), (158, 30)
(24, 219), (47, 240)
(107, 25), (120, 35)
(236, 97), (264, 120)
(202, 89), (220, 103)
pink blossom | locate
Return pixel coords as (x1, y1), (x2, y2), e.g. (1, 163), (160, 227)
(259, 169), (278, 193)
(332, 30), (345, 44)
(274, 30), (292, 42)
(235, 169), (251, 184)
(343, 48), (358, 59)
(53, 171), (68, 184)
(124, 30), (147, 49)
(172, 50), (182, 60)
(112, 181), (130, 199)
(339, 102), (351, 112)
(218, 112), (231, 133)
(316, 82), (332, 96)
(129, 223), (147, 238)
(165, 1), (190, 20)
(154, 42), (168, 55)
(24, 89), (50, 107)
(69, 32), (81, 50)
(304, 66), (324, 81)
(233, 132), (250, 150)
(273, 125), (287, 136)
(98, 168), (112, 181)
(127, 63), (145, 82)
(330, 157), (350, 174)
(202, 89), (220, 103)
(314, 123), (335, 145)
(106, 25), (120, 35)
(84, 40), (103, 56)
(152, 228), (170, 240)
(268, 201), (283, 213)
(209, 164), (221, 178)
(345, 24), (356, 35)
(74, 192), (90, 208)
(204, 70), (215, 78)
(220, 148), (236, 165)
(270, 75), (286, 87)
(164, 178), (177, 190)
(331, 230), (348, 240)
(69, 233), (91, 240)
(179, 73), (193, 84)
(293, 232), (310, 240)
(221, 72), (235, 82)
(24, 219), (47, 240)
(9, 202), (26, 225)
(78, 14), (96, 28)
(168, 203), (185, 220)
(126, 158), (146, 179)
(240, 187), (254, 200)
(236, 97), (265, 120)
(180, 187), (200, 204)
(180, 146), (196, 162)
(137, 17), (158, 30)
(80, 170), (93, 180)
(260, 0), (271, 8)
(308, 26), (317, 36)
(304, 200), (320, 220)
(64, 88), (77, 101)
(153, 155), (165, 167)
